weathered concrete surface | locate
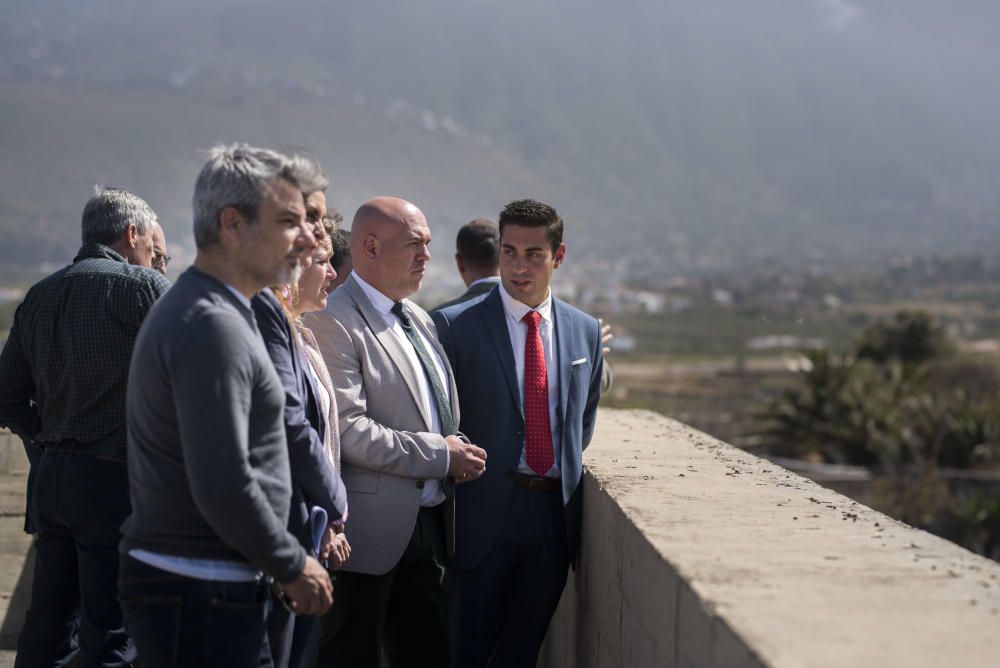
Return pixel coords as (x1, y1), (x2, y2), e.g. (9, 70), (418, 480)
(4, 416), (1000, 668)
(543, 409), (1000, 668)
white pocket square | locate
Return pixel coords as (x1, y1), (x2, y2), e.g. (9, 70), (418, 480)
(571, 357), (589, 366)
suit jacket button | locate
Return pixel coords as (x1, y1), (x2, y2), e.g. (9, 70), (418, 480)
(416, 480), (425, 489)
(515, 427), (524, 436)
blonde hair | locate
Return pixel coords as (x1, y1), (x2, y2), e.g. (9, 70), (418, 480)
(271, 234), (334, 323)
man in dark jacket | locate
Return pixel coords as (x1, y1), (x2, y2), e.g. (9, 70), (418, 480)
(0, 187), (170, 666)
(431, 218), (501, 313)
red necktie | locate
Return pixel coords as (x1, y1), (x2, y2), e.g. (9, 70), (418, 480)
(522, 311), (554, 476)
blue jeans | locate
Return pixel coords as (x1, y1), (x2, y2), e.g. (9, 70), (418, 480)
(118, 555), (273, 668)
(15, 446), (133, 667)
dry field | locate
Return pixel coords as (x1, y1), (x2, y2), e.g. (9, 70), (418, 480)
(603, 357), (798, 448)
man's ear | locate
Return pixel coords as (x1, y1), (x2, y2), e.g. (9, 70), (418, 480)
(218, 206), (245, 243)
(125, 223), (139, 249)
(361, 234), (379, 260)
(455, 253), (465, 275)
(553, 242), (567, 268)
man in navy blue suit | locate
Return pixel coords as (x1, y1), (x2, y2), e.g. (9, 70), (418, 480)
(433, 199), (604, 666)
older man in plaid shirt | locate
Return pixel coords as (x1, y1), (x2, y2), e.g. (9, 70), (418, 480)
(0, 187), (169, 666)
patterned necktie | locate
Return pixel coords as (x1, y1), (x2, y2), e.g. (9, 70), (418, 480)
(522, 311), (554, 476)
(391, 301), (455, 435)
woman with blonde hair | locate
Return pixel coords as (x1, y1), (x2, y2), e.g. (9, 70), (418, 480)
(259, 180), (351, 668)
(278, 213), (347, 475)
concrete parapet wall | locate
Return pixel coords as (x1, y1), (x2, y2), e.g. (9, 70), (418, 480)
(0, 430), (28, 475)
(541, 409), (1000, 667)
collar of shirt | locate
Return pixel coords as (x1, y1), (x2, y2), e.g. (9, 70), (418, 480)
(468, 275), (501, 289)
(223, 284), (252, 310)
(352, 272), (397, 319)
(498, 281), (553, 326)
(73, 242), (127, 264)
(182, 266), (254, 318)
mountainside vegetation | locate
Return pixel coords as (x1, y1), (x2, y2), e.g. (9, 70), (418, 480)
(2, 0), (999, 276)
(759, 311), (1000, 559)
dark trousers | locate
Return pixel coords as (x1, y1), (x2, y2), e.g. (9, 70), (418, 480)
(22, 440), (43, 534)
(15, 446), (134, 668)
(449, 486), (569, 668)
(317, 505), (449, 668)
(118, 555), (273, 668)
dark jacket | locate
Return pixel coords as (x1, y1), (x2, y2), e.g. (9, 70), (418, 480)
(251, 288), (348, 547)
(0, 243), (169, 451)
(433, 288), (604, 569)
(429, 277), (500, 313)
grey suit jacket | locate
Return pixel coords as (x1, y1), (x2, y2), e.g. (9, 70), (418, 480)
(303, 274), (459, 575)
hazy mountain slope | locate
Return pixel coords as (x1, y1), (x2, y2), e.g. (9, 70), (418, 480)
(0, 80), (564, 269)
(1, 0), (999, 275)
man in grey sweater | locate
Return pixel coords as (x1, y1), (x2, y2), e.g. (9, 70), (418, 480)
(119, 144), (332, 667)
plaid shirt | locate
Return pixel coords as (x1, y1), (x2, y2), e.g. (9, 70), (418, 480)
(0, 243), (170, 452)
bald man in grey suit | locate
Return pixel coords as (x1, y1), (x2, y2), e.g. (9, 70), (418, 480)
(305, 197), (487, 667)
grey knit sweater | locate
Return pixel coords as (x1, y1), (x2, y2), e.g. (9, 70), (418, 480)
(121, 266), (306, 583)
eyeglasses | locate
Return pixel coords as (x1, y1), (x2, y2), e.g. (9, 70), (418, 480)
(153, 253), (172, 270)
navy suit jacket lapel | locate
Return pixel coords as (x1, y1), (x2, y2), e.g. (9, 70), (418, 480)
(553, 299), (572, 430)
(480, 290), (522, 418)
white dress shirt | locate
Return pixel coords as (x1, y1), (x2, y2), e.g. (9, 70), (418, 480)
(497, 283), (561, 479)
(354, 273), (449, 506)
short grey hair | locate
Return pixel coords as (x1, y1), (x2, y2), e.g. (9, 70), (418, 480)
(81, 186), (157, 245)
(286, 149), (328, 196)
(192, 143), (317, 249)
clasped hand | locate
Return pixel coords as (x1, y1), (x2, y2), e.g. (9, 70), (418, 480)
(446, 435), (487, 483)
